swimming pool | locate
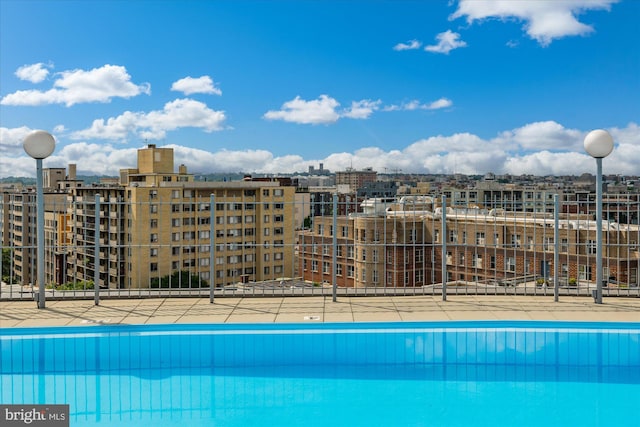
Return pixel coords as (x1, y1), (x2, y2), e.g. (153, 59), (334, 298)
(1, 321), (639, 427)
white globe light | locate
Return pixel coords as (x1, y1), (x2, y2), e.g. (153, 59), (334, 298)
(584, 129), (614, 159)
(23, 130), (56, 159)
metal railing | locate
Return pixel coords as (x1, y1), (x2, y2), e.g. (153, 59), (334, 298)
(1, 192), (639, 302)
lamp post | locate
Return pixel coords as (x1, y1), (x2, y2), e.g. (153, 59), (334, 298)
(23, 130), (56, 309)
(583, 129), (614, 304)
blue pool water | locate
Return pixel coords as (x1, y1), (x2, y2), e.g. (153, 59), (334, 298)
(1, 321), (639, 427)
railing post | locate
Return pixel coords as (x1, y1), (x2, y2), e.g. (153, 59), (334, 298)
(210, 194), (215, 303)
(553, 194), (559, 302)
(94, 194), (100, 305)
(332, 193), (338, 302)
(442, 195), (447, 301)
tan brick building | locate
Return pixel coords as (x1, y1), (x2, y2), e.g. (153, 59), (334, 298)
(65, 144), (296, 289)
(298, 196), (640, 288)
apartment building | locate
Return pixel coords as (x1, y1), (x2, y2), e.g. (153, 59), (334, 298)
(335, 167), (377, 192)
(64, 144), (296, 289)
(298, 196), (640, 288)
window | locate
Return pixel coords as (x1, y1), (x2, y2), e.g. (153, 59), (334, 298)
(510, 234), (521, 248)
(323, 262), (330, 274)
(415, 270), (423, 284)
(149, 190), (158, 199)
(150, 233), (158, 243)
(561, 238), (569, 253)
(150, 248), (158, 257)
(506, 257), (516, 272)
(149, 204), (158, 214)
(578, 265), (591, 280)
(274, 214), (284, 222)
(274, 189), (284, 197)
(490, 256), (496, 269)
(323, 245), (331, 256)
(336, 246), (343, 257)
(311, 260), (318, 271)
(199, 258), (210, 267)
(337, 264), (343, 276)
(372, 269), (379, 283)
(347, 246), (354, 259)
(318, 224), (324, 234)
(263, 189), (270, 196)
(264, 227), (270, 236)
(172, 246), (180, 255)
(472, 253), (482, 268)
(544, 237), (554, 252)
(274, 202), (284, 209)
(347, 265), (355, 278)
(171, 232), (180, 242)
(449, 230), (458, 243)
(476, 232), (485, 245)
(150, 263), (158, 272)
(361, 249), (366, 261)
(171, 190), (180, 199)
(150, 219), (158, 228)
(416, 248), (423, 263)
(341, 226), (348, 237)
(199, 230), (210, 239)
(372, 249), (379, 262)
(587, 240), (597, 255)
(171, 218), (180, 227)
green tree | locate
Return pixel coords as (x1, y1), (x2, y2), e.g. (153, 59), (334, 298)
(2, 248), (11, 282)
(150, 270), (208, 288)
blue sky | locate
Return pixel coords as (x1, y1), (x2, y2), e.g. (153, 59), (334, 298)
(1, 0), (638, 178)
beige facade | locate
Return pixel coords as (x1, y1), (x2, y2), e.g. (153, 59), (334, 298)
(63, 145), (296, 289)
(298, 198), (640, 288)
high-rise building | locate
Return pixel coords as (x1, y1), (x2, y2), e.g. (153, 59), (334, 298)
(65, 144), (297, 289)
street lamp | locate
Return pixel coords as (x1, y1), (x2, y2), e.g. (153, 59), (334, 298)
(23, 130), (55, 309)
(583, 129), (614, 304)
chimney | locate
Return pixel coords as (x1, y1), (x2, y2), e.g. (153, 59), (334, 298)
(68, 164), (77, 180)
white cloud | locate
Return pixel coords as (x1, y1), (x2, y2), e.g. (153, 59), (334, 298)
(450, 0), (618, 46)
(3, 122), (638, 178)
(0, 126), (35, 154)
(495, 121), (583, 151)
(71, 98), (226, 141)
(425, 30), (467, 54)
(15, 63), (52, 83)
(171, 75), (222, 95)
(263, 95), (341, 124)
(341, 100), (382, 119)
(393, 39), (422, 51)
(384, 98), (453, 111)
(1, 64), (151, 106)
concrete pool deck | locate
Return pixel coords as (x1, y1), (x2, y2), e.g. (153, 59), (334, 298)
(1, 295), (638, 327)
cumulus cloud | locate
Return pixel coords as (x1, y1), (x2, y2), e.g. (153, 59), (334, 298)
(342, 100), (382, 119)
(0, 126), (35, 154)
(171, 75), (222, 95)
(1, 64), (150, 106)
(263, 95), (341, 124)
(71, 98), (226, 141)
(393, 39), (422, 51)
(15, 63), (52, 83)
(3, 122), (638, 178)
(425, 30), (467, 54)
(450, 0), (617, 46)
(264, 95), (453, 124)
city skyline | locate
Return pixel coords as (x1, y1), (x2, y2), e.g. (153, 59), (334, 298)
(1, 0), (638, 178)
